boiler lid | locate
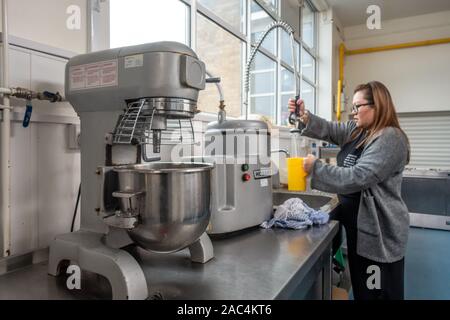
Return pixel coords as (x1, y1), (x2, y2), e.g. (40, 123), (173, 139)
(206, 119), (269, 132)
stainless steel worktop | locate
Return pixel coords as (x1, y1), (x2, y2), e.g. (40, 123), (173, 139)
(0, 220), (338, 300)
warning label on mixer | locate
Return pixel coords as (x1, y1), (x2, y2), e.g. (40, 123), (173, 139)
(69, 59), (118, 91)
(124, 54), (144, 68)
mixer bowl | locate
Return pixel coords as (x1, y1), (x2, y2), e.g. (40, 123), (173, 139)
(113, 162), (214, 253)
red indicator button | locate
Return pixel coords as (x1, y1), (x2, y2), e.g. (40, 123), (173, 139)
(242, 173), (251, 182)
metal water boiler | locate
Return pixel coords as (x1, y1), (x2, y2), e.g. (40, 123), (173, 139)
(204, 119), (273, 234)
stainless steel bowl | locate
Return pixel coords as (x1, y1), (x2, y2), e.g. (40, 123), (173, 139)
(113, 162), (214, 253)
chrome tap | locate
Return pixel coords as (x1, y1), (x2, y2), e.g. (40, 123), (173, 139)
(271, 149), (290, 158)
(271, 149), (290, 189)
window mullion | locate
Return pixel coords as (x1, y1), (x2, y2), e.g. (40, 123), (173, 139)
(245, 0), (252, 118)
(254, 0), (279, 20)
(276, 28), (281, 125)
(190, 0), (197, 50)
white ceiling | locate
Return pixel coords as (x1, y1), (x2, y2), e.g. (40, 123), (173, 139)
(325, 0), (450, 27)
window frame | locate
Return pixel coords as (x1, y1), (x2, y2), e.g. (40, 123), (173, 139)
(109, 0), (318, 125)
(300, 0), (318, 114)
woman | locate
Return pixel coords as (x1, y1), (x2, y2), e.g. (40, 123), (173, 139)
(288, 81), (410, 300)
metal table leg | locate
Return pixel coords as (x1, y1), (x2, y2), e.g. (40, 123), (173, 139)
(322, 245), (332, 300)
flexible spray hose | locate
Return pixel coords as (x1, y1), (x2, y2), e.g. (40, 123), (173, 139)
(243, 21), (300, 120)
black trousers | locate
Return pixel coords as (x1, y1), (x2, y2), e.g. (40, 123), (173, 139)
(330, 204), (405, 300)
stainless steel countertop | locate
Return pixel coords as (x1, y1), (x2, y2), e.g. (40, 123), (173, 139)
(403, 167), (450, 179)
(0, 221), (338, 300)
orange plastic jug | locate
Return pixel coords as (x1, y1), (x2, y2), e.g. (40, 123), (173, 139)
(286, 157), (307, 191)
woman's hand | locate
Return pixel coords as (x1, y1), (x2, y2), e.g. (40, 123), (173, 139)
(288, 98), (309, 124)
(303, 154), (317, 174)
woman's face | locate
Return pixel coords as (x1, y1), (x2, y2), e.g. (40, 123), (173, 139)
(352, 91), (375, 128)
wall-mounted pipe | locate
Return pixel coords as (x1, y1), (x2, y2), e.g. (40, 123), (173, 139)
(336, 79), (342, 121)
(336, 37), (450, 121)
(1, 87), (64, 102)
(1, 0), (11, 257)
(345, 37), (450, 56)
(0, 88), (12, 95)
(205, 70), (226, 123)
(205, 71), (224, 103)
(336, 43), (345, 122)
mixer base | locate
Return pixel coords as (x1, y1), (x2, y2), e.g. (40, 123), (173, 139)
(188, 232), (214, 263)
(47, 230), (148, 300)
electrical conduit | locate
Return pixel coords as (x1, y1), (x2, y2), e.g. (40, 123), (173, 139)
(336, 43), (345, 122)
(1, 0), (11, 257)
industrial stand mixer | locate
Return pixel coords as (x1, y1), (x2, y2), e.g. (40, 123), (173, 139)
(47, 42), (214, 300)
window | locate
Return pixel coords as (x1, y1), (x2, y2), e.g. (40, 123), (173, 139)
(109, 0), (189, 48)
(280, 68), (295, 125)
(197, 0), (245, 33)
(280, 30), (297, 67)
(302, 1), (315, 49)
(247, 0), (317, 123)
(300, 1), (317, 114)
(107, 0), (318, 125)
(251, 1), (277, 56)
(250, 52), (276, 119)
(259, 0), (278, 14)
(196, 14), (244, 117)
(301, 80), (315, 112)
(301, 47), (315, 82)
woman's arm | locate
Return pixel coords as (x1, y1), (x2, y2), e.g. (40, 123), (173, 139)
(300, 112), (357, 147)
(288, 98), (355, 146)
(310, 127), (408, 194)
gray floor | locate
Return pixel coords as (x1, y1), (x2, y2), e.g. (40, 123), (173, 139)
(339, 226), (450, 300)
(405, 227), (450, 299)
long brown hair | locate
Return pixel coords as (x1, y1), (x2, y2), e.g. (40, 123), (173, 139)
(351, 81), (410, 162)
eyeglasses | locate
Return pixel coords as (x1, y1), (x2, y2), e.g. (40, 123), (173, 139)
(352, 102), (373, 114)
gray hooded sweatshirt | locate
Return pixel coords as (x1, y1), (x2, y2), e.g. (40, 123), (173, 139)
(301, 112), (410, 263)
